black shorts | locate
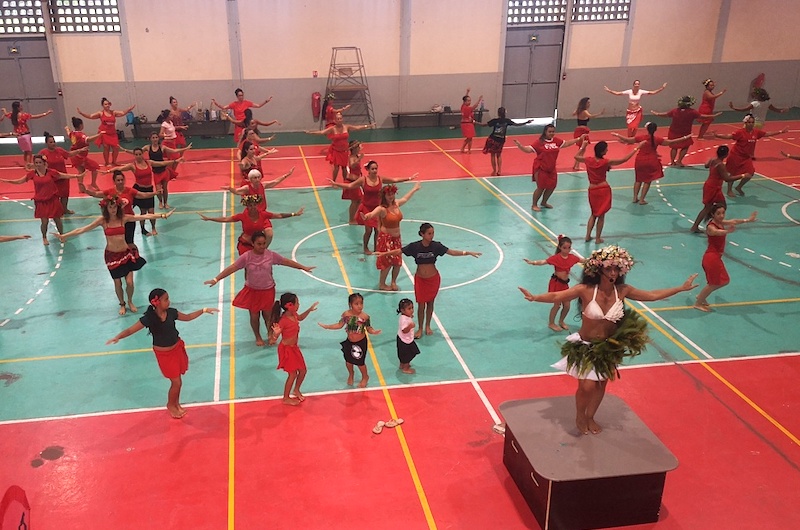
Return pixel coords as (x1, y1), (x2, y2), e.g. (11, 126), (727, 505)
(397, 336), (420, 364)
(133, 184), (155, 211)
(341, 337), (368, 366)
(125, 221), (135, 244)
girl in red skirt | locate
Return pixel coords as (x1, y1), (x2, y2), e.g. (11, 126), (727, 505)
(107, 288), (218, 418)
(205, 231), (314, 346)
(524, 235), (585, 332)
(270, 292), (319, 405)
(66, 117), (102, 190)
(694, 205), (757, 312)
(460, 88), (483, 154)
(343, 140), (365, 223)
(571, 97), (604, 171)
(690, 146), (746, 233)
(2, 101), (53, 164)
(0, 155), (83, 245)
(39, 132), (76, 215)
(650, 96), (719, 167)
(77, 97), (135, 166)
(305, 111), (375, 182)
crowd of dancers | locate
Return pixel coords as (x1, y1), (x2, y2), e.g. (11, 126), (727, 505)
(0, 79), (794, 430)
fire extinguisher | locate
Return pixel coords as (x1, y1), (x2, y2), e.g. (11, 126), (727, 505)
(312, 92), (322, 121)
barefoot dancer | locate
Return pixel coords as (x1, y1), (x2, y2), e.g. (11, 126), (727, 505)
(514, 124), (585, 211)
(460, 88), (483, 153)
(77, 97), (135, 166)
(374, 223), (481, 338)
(39, 132), (77, 215)
(270, 292), (319, 405)
(343, 140), (365, 223)
(364, 182), (422, 291)
(2, 101), (53, 164)
(478, 107), (533, 176)
(223, 167), (294, 214)
(604, 80), (667, 137)
(573, 140), (641, 243)
(56, 194), (173, 314)
(520, 245), (698, 434)
(212, 89), (272, 143)
(396, 298), (421, 374)
(697, 79), (726, 139)
(694, 205), (757, 312)
(524, 235), (585, 332)
(305, 112), (375, 181)
(571, 97), (604, 171)
(107, 288), (218, 418)
(650, 95), (720, 166)
(690, 146), (745, 233)
(318, 293), (381, 388)
(205, 231), (314, 347)
(66, 117), (102, 190)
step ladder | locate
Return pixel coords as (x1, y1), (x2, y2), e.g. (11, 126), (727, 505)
(324, 47), (374, 127)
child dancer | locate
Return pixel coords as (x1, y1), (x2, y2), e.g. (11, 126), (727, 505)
(318, 293), (381, 388)
(524, 235), (584, 332)
(270, 292), (319, 405)
(106, 288), (218, 418)
(396, 298), (420, 374)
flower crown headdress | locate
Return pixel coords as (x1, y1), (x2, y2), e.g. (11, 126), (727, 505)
(99, 194), (121, 209)
(382, 184), (398, 195)
(582, 245), (635, 277)
(240, 194), (263, 206)
(677, 95), (696, 108)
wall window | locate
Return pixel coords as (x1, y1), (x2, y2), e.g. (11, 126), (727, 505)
(0, 0), (120, 35)
(507, 0), (631, 26)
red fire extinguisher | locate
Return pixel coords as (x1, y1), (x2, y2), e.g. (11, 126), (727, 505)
(312, 92), (322, 120)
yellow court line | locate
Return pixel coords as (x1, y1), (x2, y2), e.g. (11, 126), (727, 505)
(654, 297), (800, 311)
(227, 147), (238, 530)
(0, 342), (228, 364)
(297, 145), (438, 530)
(432, 139), (800, 449)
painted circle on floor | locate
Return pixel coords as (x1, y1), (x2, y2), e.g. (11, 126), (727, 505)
(291, 219), (504, 294)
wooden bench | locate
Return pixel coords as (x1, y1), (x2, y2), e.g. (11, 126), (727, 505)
(391, 109), (484, 129)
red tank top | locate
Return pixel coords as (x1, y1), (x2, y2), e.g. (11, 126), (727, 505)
(361, 177), (382, 209)
(39, 147), (70, 173)
(133, 163), (153, 187)
(233, 210), (275, 235)
(99, 111), (116, 133)
(585, 157), (610, 186)
(706, 221), (726, 254)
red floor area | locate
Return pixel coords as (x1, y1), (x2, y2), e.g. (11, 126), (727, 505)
(3, 355), (799, 529)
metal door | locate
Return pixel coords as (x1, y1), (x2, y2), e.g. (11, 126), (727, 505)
(502, 26), (564, 119)
(0, 37), (61, 138)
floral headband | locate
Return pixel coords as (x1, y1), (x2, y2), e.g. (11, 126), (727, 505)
(150, 295), (161, 306)
(702, 79), (713, 88)
(99, 194), (121, 209)
(382, 184), (398, 195)
(240, 194), (263, 206)
(677, 95), (696, 108)
(582, 245), (635, 277)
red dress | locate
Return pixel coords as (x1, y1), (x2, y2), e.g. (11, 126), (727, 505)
(702, 161), (725, 206)
(702, 221), (729, 284)
(102, 186), (136, 215)
(232, 210), (276, 255)
(228, 100), (254, 142)
(343, 158), (364, 201)
(666, 108), (700, 149)
(585, 157), (612, 216)
(276, 315), (306, 372)
(326, 130), (350, 168)
(460, 104), (476, 138)
(633, 134), (665, 183)
(95, 111), (119, 147)
(69, 130), (101, 171)
(545, 253), (582, 292)
(697, 91), (716, 123)
(725, 128), (766, 175)
(39, 147), (72, 198)
(529, 137), (563, 190)
(26, 169), (64, 219)
(356, 177), (382, 228)
(246, 181), (267, 211)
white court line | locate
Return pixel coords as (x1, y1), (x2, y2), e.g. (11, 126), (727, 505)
(212, 191), (228, 402)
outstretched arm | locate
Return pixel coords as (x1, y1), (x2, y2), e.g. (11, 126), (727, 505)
(603, 86), (624, 96)
(519, 283), (584, 304)
(561, 135), (587, 149)
(280, 257), (315, 273)
(611, 132), (637, 145)
(297, 302), (319, 322)
(106, 321), (145, 344)
(513, 139), (534, 153)
(769, 104), (790, 113)
(57, 216), (105, 241)
(30, 110), (54, 120)
(0, 235), (31, 243)
(662, 134), (693, 147)
(608, 142), (643, 166)
(177, 307), (219, 322)
(625, 274), (699, 302)
(77, 108), (101, 119)
(383, 172), (418, 184)
(252, 97), (273, 109)
(647, 82), (668, 95)
(198, 213), (237, 223)
(395, 182), (421, 206)
(650, 110), (669, 117)
(763, 127), (789, 138)
(782, 151), (800, 161)
(263, 167), (295, 189)
(728, 101), (753, 112)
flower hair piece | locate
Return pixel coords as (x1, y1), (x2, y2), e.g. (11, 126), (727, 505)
(582, 245), (635, 277)
(99, 194), (121, 209)
(677, 95), (696, 108)
(240, 194), (263, 206)
(150, 295), (160, 306)
(702, 79), (713, 88)
(381, 184), (398, 195)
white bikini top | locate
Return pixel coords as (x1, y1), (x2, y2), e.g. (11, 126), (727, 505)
(583, 286), (624, 323)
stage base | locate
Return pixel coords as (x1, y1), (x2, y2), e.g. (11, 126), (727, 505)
(499, 396), (678, 530)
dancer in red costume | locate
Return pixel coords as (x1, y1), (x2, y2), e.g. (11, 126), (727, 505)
(269, 292), (319, 405)
(330, 160), (417, 254)
(122, 132), (191, 209)
(168, 97), (196, 148)
(107, 288), (217, 418)
(39, 132), (76, 215)
(56, 195), (173, 314)
(571, 97), (604, 170)
(697, 79), (726, 139)
(524, 235), (585, 332)
(375, 223), (481, 338)
(611, 122), (691, 204)
(305, 111), (375, 181)
(690, 146), (746, 233)
(322, 93), (351, 128)
(343, 140), (365, 223)
(66, 117), (102, 190)
(693, 204), (757, 312)
(199, 194), (303, 252)
(364, 182), (421, 291)
(651, 96), (720, 166)
(514, 124), (585, 211)
(212, 89), (272, 143)
(712, 114), (787, 197)
(223, 167), (295, 214)
(460, 88), (483, 153)
(0, 155), (82, 245)
(77, 97), (135, 166)
(238, 140), (278, 182)
(573, 140), (641, 243)
(2, 101), (53, 164)
(604, 80), (667, 137)
(222, 107), (280, 136)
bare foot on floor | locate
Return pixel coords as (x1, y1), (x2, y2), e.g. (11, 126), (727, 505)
(168, 406), (187, 419)
(638, 200), (648, 205)
(425, 328), (434, 336)
(128, 302), (138, 313)
(414, 330), (422, 339)
(282, 397), (300, 406)
(532, 205), (541, 212)
(542, 203), (553, 209)
(379, 284), (392, 291)
(150, 229), (158, 236)
(255, 337), (266, 346)
(291, 392), (305, 402)
(402, 367), (416, 374)
(693, 303), (712, 312)
(346, 375), (354, 386)
(548, 323), (563, 332)
(560, 322), (569, 330)
(726, 191), (737, 198)
(587, 419), (602, 434)
(358, 377), (369, 388)
(390, 283), (399, 291)
(43, 238), (49, 246)
(576, 416), (589, 435)
(632, 198), (639, 203)
(118, 304), (126, 316)
(595, 238), (605, 243)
